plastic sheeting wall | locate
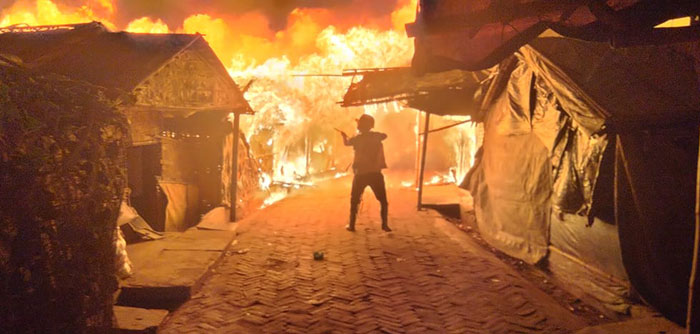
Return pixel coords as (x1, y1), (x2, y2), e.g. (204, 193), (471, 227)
(465, 50), (629, 311)
(524, 37), (700, 324)
(549, 213), (630, 314)
(615, 131), (697, 324)
(467, 62), (553, 264)
(465, 36), (700, 322)
(159, 181), (200, 232)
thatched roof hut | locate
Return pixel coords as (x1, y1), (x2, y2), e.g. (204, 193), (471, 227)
(0, 21), (254, 230)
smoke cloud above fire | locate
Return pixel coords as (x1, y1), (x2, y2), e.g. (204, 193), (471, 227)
(0, 0), (416, 69)
(110, 0), (403, 31)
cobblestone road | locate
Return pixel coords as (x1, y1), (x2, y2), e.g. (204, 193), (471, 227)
(159, 176), (589, 334)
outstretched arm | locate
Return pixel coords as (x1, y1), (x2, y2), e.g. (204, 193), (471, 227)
(335, 128), (352, 146)
(340, 131), (351, 146)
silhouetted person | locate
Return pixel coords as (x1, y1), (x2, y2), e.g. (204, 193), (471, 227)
(339, 114), (390, 232)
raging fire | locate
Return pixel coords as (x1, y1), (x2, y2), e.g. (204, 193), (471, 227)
(1, 0), (479, 210)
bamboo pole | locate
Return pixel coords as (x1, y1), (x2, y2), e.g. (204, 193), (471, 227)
(613, 136), (620, 227)
(415, 110), (421, 187)
(549, 246), (629, 287)
(417, 112), (431, 210)
(305, 134), (310, 177)
(229, 112), (240, 222)
(687, 126), (700, 333)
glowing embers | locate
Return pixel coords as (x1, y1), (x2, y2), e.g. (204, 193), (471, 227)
(261, 190), (287, 208)
(258, 167), (349, 209)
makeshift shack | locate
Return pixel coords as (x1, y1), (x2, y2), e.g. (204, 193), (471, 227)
(0, 22), (254, 231)
(461, 37), (700, 319)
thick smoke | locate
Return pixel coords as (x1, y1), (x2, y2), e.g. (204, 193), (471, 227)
(1, 0), (411, 65)
(0, 0), (401, 30)
(111, 0), (400, 30)
(0, 1), (11, 11)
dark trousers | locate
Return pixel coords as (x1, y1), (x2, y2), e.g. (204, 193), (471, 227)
(349, 172), (388, 227)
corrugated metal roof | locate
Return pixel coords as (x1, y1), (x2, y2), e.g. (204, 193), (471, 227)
(341, 67), (485, 116)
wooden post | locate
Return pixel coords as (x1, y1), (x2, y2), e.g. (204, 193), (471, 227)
(687, 126), (700, 333)
(229, 112), (240, 222)
(304, 132), (311, 177)
(415, 110), (421, 187)
(613, 136), (620, 227)
(417, 112), (431, 210)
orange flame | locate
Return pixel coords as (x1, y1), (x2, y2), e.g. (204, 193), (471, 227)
(125, 17), (169, 34)
(1, 0), (480, 204)
(0, 0), (116, 28)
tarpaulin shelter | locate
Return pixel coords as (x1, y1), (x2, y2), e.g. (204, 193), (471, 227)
(0, 22), (254, 231)
(345, 32), (700, 324)
(405, 0), (700, 327)
(461, 36), (700, 321)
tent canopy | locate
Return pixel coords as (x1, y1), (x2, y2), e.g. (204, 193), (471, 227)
(341, 67), (486, 116)
(521, 37), (700, 135)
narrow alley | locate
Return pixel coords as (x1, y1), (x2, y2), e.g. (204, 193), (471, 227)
(159, 176), (591, 334)
(3, 2), (700, 333)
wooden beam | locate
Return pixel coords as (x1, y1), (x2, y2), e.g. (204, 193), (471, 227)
(229, 112), (241, 222)
(613, 136), (620, 228)
(417, 112), (431, 210)
(414, 111), (421, 188)
(687, 125), (700, 333)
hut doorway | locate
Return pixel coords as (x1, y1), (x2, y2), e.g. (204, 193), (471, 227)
(127, 144), (167, 231)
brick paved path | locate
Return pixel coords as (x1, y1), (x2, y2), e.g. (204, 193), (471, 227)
(159, 177), (588, 334)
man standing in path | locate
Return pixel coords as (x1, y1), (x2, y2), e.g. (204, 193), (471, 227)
(339, 114), (390, 232)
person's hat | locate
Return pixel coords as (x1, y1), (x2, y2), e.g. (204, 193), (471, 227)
(356, 114), (374, 129)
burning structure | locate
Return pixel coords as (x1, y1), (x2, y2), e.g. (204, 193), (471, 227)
(1, 0), (466, 213)
(0, 22), (255, 231)
(406, 0), (700, 327)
